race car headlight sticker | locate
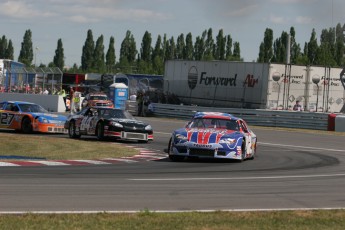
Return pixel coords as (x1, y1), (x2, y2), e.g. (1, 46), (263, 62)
(109, 121), (123, 128)
(145, 125), (152, 131)
(39, 117), (49, 123)
(175, 134), (188, 141)
(219, 138), (236, 146)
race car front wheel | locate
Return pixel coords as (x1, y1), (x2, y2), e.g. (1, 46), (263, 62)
(96, 122), (104, 140)
(21, 117), (33, 134)
(69, 121), (81, 138)
(168, 137), (185, 162)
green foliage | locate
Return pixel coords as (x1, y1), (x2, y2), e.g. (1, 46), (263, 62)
(140, 31), (152, 63)
(215, 29), (226, 60)
(120, 30), (137, 65)
(204, 28), (214, 60)
(53, 38), (64, 69)
(81, 29), (95, 71)
(176, 33), (185, 59)
(0, 36), (14, 60)
(93, 35), (106, 73)
(18, 29), (34, 66)
(258, 28), (273, 63)
(106, 36), (116, 73)
(184, 32), (193, 60)
(5, 23), (345, 74)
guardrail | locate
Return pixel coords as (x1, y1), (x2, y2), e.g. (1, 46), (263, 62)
(149, 103), (331, 131)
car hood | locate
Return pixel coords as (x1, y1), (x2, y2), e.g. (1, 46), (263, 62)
(31, 112), (67, 121)
(109, 118), (148, 128)
(174, 127), (242, 144)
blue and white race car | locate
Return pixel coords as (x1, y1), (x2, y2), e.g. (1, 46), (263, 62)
(168, 112), (257, 162)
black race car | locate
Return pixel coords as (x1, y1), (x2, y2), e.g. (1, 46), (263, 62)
(64, 107), (153, 143)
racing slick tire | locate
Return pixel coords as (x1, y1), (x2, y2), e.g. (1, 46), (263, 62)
(248, 142), (256, 160)
(239, 141), (246, 162)
(96, 122), (104, 140)
(68, 120), (81, 138)
(21, 117), (33, 134)
(168, 138), (185, 162)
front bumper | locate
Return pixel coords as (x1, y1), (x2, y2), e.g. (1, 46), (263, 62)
(170, 141), (242, 160)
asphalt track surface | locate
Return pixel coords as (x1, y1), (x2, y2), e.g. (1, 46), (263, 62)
(0, 116), (345, 213)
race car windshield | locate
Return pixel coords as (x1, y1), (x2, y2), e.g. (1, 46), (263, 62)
(101, 109), (134, 119)
(18, 104), (48, 113)
(189, 118), (238, 130)
(90, 96), (108, 100)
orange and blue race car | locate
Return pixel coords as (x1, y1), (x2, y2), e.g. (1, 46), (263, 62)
(0, 101), (67, 134)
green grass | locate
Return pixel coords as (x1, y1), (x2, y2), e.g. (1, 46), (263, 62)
(0, 132), (139, 160)
(1, 210), (345, 230)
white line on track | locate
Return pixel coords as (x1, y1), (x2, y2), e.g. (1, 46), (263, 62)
(128, 173), (345, 181)
(260, 142), (345, 152)
(1, 207), (345, 214)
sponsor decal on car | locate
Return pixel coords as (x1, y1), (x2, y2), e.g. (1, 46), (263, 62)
(193, 143), (212, 148)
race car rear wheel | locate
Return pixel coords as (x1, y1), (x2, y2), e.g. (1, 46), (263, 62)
(21, 117), (33, 134)
(249, 142), (256, 160)
(239, 141), (246, 162)
(96, 122), (104, 140)
(168, 137), (185, 162)
(69, 120), (81, 138)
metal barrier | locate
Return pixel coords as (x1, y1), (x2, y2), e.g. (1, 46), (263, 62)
(149, 103), (330, 131)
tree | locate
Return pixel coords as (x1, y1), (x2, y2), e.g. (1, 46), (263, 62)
(204, 28), (214, 60)
(232, 42), (242, 61)
(81, 29), (95, 71)
(273, 31), (289, 63)
(257, 28), (273, 63)
(183, 32), (193, 60)
(161, 34), (167, 63)
(194, 30), (206, 61)
(53, 38), (64, 69)
(335, 23), (345, 66)
(0, 35), (7, 58)
(152, 35), (164, 74)
(165, 36), (176, 60)
(0, 36), (14, 60)
(307, 28), (318, 65)
(289, 27), (302, 64)
(93, 35), (106, 73)
(215, 29), (226, 60)
(106, 36), (116, 73)
(225, 35), (233, 60)
(140, 31), (152, 63)
(18, 29), (34, 66)
(5, 40), (14, 60)
(176, 33), (185, 59)
(119, 30), (137, 67)
(317, 28), (336, 66)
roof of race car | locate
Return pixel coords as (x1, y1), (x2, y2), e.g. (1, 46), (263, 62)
(1, 101), (36, 105)
(192, 112), (240, 120)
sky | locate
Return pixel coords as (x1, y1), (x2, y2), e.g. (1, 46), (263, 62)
(0, 0), (344, 68)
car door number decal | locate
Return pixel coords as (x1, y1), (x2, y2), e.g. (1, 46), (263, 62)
(0, 113), (15, 125)
(80, 117), (93, 131)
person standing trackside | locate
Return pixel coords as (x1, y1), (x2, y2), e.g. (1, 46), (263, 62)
(136, 92), (143, 116)
(293, 100), (303, 111)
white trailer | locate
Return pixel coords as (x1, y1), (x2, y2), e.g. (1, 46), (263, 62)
(164, 60), (345, 112)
